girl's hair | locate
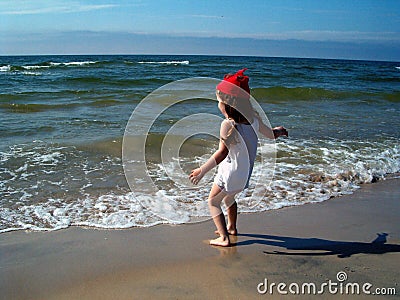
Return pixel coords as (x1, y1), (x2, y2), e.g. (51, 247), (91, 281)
(217, 89), (256, 145)
(217, 90), (254, 123)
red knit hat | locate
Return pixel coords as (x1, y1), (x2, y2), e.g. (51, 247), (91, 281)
(216, 68), (250, 99)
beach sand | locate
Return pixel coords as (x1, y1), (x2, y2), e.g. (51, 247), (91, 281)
(1, 178), (399, 299)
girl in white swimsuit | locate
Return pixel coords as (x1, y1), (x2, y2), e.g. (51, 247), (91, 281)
(189, 69), (287, 247)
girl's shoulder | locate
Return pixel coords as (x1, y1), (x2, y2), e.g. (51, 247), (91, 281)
(220, 118), (235, 139)
(221, 118), (235, 126)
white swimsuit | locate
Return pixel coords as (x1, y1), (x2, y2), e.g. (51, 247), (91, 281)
(214, 118), (259, 194)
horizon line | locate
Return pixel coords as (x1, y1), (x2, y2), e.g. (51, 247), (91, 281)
(1, 53), (398, 63)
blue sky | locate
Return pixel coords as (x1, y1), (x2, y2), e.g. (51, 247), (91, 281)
(1, 0), (399, 60)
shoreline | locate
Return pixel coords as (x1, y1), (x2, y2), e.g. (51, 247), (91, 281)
(1, 178), (399, 299)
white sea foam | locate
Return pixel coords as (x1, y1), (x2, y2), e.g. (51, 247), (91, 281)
(0, 138), (398, 233)
(50, 61), (97, 67)
(0, 65), (11, 72)
(21, 71), (42, 76)
(0, 61), (96, 76)
(22, 65), (50, 70)
(138, 60), (189, 65)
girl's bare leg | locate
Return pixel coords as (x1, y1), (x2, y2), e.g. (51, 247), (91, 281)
(208, 184), (230, 247)
(214, 194), (237, 235)
(215, 195), (237, 235)
(225, 197), (238, 235)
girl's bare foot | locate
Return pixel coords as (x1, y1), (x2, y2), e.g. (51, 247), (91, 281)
(215, 228), (237, 236)
(227, 226), (237, 236)
(210, 236), (230, 247)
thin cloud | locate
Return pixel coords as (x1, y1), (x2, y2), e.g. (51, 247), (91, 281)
(0, 3), (118, 15)
(278, 30), (400, 42)
(163, 30), (400, 43)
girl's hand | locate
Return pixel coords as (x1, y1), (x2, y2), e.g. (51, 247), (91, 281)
(189, 168), (204, 185)
(273, 126), (288, 139)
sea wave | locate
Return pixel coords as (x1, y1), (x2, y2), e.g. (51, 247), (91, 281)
(138, 60), (189, 65)
(0, 61), (98, 73)
(0, 102), (80, 113)
(252, 86), (358, 102)
(21, 71), (42, 76)
(0, 137), (398, 233)
(22, 65), (51, 70)
(252, 86), (399, 103)
(63, 76), (169, 87)
(49, 61), (98, 67)
(357, 75), (400, 83)
(0, 99), (126, 113)
(0, 65), (11, 72)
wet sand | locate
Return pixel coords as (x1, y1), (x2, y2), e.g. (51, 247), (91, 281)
(1, 178), (399, 299)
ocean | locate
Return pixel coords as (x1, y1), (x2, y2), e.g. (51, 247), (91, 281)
(0, 55), (399, 233)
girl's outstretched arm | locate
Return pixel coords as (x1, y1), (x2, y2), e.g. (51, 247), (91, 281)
(257, 116), (288, 139)
(189, 120), (231, 185)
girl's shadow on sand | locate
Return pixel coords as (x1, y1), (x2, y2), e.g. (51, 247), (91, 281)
(234, 233), (400, 258)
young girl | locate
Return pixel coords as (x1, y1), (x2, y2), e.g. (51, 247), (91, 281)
(189, 69), (287, 247)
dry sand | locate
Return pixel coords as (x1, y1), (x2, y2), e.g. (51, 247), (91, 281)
(1, 178), (399, 299)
